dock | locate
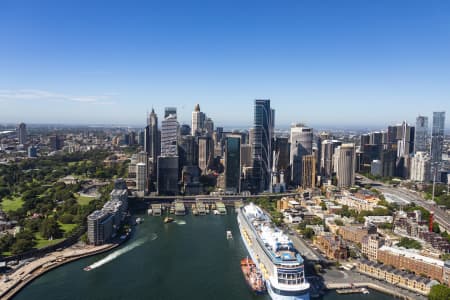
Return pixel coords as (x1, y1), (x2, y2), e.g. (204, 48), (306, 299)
(195, 201), (206, 215)
(174, 202), (186, 216)
(336, 287), (369, 294)
(151, 204), (162, 216)
(216, 202), (227, 215)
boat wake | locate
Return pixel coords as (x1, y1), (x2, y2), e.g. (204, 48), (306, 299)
(150, 233), (158, 241)
(175, 220), (186, 225)
(85, 236), (154, 271)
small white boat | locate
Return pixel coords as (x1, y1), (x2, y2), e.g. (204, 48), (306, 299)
(213, 210), (220, 215)
(136, 217), (143, 224)
(147, 209), (153, 215)
(226, 230), (232, 239)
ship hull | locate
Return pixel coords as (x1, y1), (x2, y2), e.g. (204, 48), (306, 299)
(237, 210), (310, 300)
(267, 281), (310, 300)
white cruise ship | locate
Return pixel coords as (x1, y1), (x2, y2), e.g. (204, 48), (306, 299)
(238, 203), (310, 300)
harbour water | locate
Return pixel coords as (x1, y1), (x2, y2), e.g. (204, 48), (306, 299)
(15, 213), (395, 300)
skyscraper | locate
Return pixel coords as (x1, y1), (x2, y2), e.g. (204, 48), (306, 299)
(145, 109), (160, 162)
(396, 121), (415, 158)
(224, 137), (241, 193)
(251, 99), (273, 193)
(198, 136), (214, 174)
(158, 108), (179, 195)
(320, 140), (341, 181)
(431, 111), (445, 164)
(410, 152), (431, 182)
(334, 143), (356, 188)
(290, 124), (313, 187)
(18, 122), (27, 145)
(136, 162), (147, 193)
(302, 154), (316, 189)
(414, 115), (428, 154)
(164, 107), (177, 118)
(160, 111), (179, 157)
(191, 104), (205, 136)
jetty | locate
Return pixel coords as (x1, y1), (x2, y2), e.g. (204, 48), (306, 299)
(151, 204), (162, 216)
(195, 201), (206, 215)
(216, 202), (227, 215)
(174, 202), (186, 216)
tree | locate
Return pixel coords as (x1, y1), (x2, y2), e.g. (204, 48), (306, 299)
(40, 218), (63, 239)
(303, 228), (315, 239)
(11, 239), (35, 255)
(428, 284), (450, 300)
(334, 219), (344, 226)
(397, 237), (422, 250)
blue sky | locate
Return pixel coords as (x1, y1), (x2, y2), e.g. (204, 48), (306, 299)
(0, 0), (449, 128)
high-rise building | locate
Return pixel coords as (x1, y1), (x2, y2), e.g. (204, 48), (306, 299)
(302, 154), (316, 189)
(320, 140), (341, 181)
(87, 210), (113, 246)
(396, 121), (415, 158)
(136, 162), (147, 193)
(179, 135), (198, 166)
(410, 152), (431, 182)
(204, 117), (214, 136)
(240, 144), (252, 169)
(145, 109), (160, 161)
(360, 134), (370, 147)
(274, 136), (290, 173)
(414, 115), (428, 154)
(160, 111), (179, 157)
(251, 99), (273, 193)
(431, 111), (445, 165)
(191, 104), (206, 136)
(157, 156), (179, 195)
(224, 137), (241, 193)
(49, 135), (64, 151)
(164, 107), (177, 118)
(290, 124), (313, 187)
(18, 122), (27, 145)
(369, 132), (383, 146)
(28, 145), (37, 158)
(198, 136), (214, 174)
(334, 143), (356, 188)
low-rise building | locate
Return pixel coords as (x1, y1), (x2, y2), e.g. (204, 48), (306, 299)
(358, 260), (438, 295)
(339, 225), (377, 244)
(314, 233), (349, 261)
(361, 234), (384, 261)
(378, 246), (445, 283)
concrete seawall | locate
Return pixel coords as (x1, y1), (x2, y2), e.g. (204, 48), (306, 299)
(326, 282), (415, 300)
(0, 243), (120, 300)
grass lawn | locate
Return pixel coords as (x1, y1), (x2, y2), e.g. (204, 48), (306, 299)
(34, 233), (64, 249)
(75, 193), (96, 206)
(58, 222), (78, 233)
(1, 196), (25, 212)
(33, 223), (77, 249)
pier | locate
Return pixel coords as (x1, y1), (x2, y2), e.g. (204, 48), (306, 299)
(151, 204), (162, 216)
(174, 202), (186, 216)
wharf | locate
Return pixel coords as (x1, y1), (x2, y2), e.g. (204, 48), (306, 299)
(151, 204), (162, 216)
(195, 201), (206, 215)
(174, 202), (186, 216)
(216, 202), (227, 215)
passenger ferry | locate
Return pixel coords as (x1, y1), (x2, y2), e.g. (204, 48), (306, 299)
(237, 203), (310, 300)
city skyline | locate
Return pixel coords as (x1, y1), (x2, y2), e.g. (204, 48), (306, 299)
(1, 1), (450, 127)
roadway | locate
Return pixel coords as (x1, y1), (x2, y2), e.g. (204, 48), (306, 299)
(357, 174), (450, 232)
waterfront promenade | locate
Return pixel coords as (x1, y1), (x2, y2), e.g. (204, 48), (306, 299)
(0, 242), (119, 300)
(321, 267), (427, 300)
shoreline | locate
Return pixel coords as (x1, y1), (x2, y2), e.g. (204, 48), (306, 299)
(0, 242), (122, 300)
(325, 282), (418, 300)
